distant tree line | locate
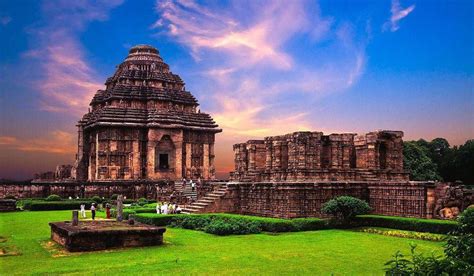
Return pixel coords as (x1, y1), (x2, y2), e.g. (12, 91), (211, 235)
(403, 138), (474, 185)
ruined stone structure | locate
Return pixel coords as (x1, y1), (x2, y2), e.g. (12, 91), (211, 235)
(231, 130), (408, 182)
(73, 45), (221, 182)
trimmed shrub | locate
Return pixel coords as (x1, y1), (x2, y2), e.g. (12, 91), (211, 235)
(91, 196), (103, 204)
(45, 195), (61, 201)
(25, 201), (93, 211)
(135, 213), (179, 226)
(322, 196), (370, 221)
(137, 198), (148, 206)
(110, 194), (118, 200)
(355, 215), (458, 234)
(203, 219), (260, 235)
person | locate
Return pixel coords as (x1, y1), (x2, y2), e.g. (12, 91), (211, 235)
(105, 203), (111, 219)
(191, 180), (196, 192)
(80, 204), (86, 218)
(91, 203), (96, 220)
(168, 203), (174, 214)
(176, 205), (182, 214)
(161, 202), (168, 214)
(156, 202), (162, 214)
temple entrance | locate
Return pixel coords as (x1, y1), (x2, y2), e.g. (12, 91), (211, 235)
(159, 154), (169, 169)
(379, 143), (387, 169)
(155, 135), (175, 172)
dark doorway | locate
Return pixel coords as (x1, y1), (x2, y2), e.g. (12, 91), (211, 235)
(159, 154), (169, 169)
(379, 143), (387, 169)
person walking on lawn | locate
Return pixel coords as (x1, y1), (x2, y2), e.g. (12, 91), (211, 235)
(91, 203), (96, 220)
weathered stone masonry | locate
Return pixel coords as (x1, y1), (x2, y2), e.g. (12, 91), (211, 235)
(231, 130), (407, 182)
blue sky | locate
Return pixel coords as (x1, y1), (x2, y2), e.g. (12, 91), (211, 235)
(0, 0), (472, 180)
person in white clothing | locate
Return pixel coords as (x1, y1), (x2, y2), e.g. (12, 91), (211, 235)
(80, 204), (86, 218)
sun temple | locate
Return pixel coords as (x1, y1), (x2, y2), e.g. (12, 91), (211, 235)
(0, 44), (472, 220)
(72, 45), (221, 182)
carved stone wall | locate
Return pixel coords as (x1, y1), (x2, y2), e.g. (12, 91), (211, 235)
(231, 130), (408, 182)
(215, 181), (444, 219)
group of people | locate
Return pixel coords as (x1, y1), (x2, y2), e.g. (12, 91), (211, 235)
(182, 177), (201, 192)
(156, 202), (182, 214)
(79, 203), (96, 220)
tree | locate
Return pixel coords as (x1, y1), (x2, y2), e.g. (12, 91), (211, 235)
(403, 141), (442, 181)
(321, 196), (371, 221)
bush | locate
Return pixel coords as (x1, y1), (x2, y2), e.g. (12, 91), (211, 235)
(203, 219), (260, 235)
(110, 194), (118, 200)
(322, 196), (371, 221)
(135, 213), (179, 226)
(91, 196), (103, 204)
(355, 215), (458, 234)
(24, 201), (93, 211)
(136, 213), (329, 235)
(385, 208), (474, 275)
(137, 198), (148, 206)
(356, 228), (446, 241)
(45, 195), (61, 201)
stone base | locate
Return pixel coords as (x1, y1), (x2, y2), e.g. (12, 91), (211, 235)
(49, 221), (166, 252)
(0, 199), (16, 212)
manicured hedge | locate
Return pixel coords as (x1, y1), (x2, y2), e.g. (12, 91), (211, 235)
(135, 213), (329, 235)
(22, 200), (94, 211)
(111, 207), (156, 220)
(355, 215), (458, 234)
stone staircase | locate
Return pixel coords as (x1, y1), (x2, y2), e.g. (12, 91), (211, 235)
(182, 183), (228, 214)
(176, 181), (198, 201)
(358, 170), (378, 181)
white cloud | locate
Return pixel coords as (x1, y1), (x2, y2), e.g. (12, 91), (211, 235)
(383, 0), (416, 32)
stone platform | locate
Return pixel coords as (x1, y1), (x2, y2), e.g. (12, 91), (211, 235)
(49, 221), (166, 252)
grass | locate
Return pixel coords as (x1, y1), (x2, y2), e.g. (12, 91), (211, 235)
(0, 211), (444, 275)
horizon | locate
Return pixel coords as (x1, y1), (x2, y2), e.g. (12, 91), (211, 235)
(1, 0), (473, 180)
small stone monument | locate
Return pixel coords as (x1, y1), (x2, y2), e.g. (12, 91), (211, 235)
(128, 214), (135, 225)
(116, 195), (124, 222)
(72, 210), (79, 226)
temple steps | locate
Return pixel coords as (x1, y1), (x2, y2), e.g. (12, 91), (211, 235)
(181, 183), (228, 214)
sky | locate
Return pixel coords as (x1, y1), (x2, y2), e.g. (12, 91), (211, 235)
(0, 0), (472, 180)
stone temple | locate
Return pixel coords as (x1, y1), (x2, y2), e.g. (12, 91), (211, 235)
(1, 44), (471, 220)
(72, 45), (221, 182)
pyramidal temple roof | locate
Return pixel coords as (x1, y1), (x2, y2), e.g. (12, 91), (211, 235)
(79, 45), (221, 133)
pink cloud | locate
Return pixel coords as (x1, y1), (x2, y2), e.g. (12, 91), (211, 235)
(24, 0), (123, 115)
(0, 130), (76, 154)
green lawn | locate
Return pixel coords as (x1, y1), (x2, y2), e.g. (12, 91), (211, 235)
(0, 211), (444, 275)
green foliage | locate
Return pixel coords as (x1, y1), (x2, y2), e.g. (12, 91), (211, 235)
(136, 213), (329, 235)
(403, 138), (474, 184)
(385, 208), (474, 275)
(403, 141), (442, 181)
(203, 219), (261, 235)
(110, 207), (156, 219)
(321, 196), (371, 221)
(45, 194), (61, 201)
(21, 200), (93, 211)
(444, 208), (474, 268)
(356, 215), (457, 234)
(137, 198), (148, 206)
(110, 194), (118, 200)
(91, 196), (103, 204)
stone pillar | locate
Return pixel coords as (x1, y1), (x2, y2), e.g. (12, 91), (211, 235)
(174, 132), (183, 179)
(186, 143), (192, 178)
(248, 145), (256, 171)
(95, 131), (99, 180)
(116, 195), (124, 222)
(209, 143), (215, 179)
(72, 210), (79, 226)
(203, 143), (210, 179)
(132, 140), (140, 179)
(265, 139), (273, 170)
